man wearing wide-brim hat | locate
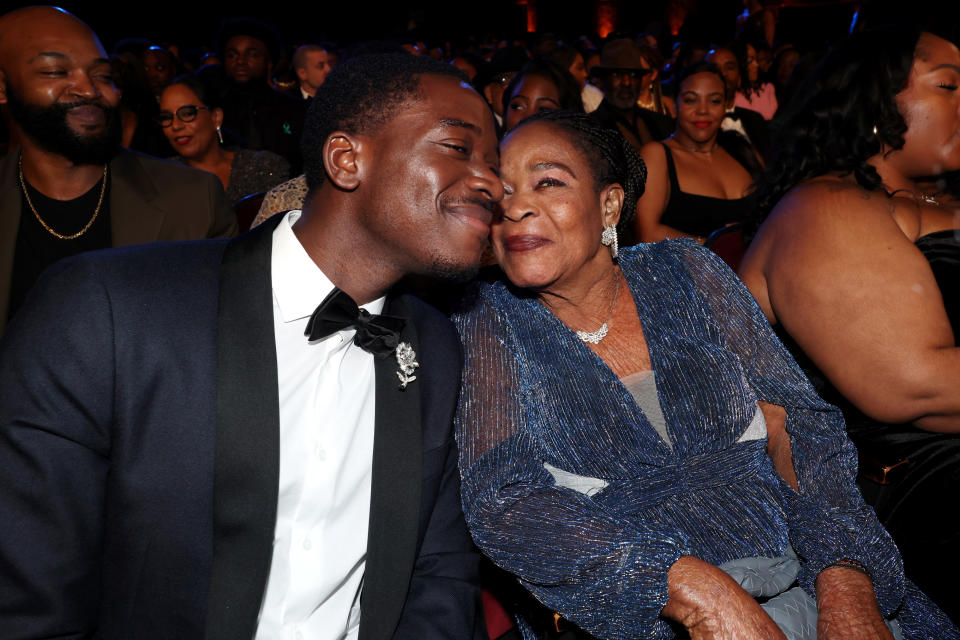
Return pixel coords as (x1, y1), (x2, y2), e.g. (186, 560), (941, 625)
(589, 38), (674, 153)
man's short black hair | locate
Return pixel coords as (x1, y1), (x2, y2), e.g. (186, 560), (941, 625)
(216, 16), (282, 61)
(302, 53), (469, 190)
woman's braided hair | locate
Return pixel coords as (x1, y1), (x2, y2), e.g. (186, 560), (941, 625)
(509, 110), (647, 231)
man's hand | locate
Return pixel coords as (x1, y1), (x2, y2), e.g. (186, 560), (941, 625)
(663, 556), (787, 640)
(816, 565), (893, 640)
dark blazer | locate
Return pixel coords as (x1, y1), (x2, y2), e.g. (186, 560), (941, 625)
(590, 99), (675, 153)
(0, 216), (483, 640)
(0, 148), (238, 334)
(725, 107), (771, 161)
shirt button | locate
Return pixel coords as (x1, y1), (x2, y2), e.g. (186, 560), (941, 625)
(303, 538), (312, 550)
(314, 444), (327, 460)
(296, 631), (304, 640)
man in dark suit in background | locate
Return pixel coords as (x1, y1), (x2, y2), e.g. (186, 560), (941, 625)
(590, 38), (675, 153)
(0, 45), (501, 640)
(290, 44), (333, 102)
(706, 46), (771, 159)
(218, 17), (305, 172)
(0, 6), (236, 335)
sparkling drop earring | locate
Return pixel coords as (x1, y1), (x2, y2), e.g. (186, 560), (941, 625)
(601, 225), (618, 259)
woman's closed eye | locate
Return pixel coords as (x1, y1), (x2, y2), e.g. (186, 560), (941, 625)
(536, 177), (566, 189)
(441, 143), (470, 155)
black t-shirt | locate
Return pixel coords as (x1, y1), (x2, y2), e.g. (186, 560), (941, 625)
(9, 172), (112, 321)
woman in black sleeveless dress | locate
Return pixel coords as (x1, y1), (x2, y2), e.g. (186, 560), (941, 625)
(634, 62), (761, 244)
(739, 27), (960, 623)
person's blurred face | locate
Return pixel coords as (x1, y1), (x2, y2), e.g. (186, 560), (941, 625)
(504, 73), (562, 132)
(0, 8), (122, 164)
(890, 33), (960, 177)
(674, 72), (725, 147)
(158, 83), (221, 161)
(756, 48), (772, 74)
(495, 121), (618, 292)
(776, 49), (799, 88)
(142, 49), (175, 95)
(706, 48), (740, 98)
(568, 53), (588, 88)
(296, 49), (330, 95)
(223, 34), (269, 84)
(745, 44), (759, 84)
(601, 67), (649, 109)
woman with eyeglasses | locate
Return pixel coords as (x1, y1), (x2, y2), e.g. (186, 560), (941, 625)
(634, 62), (761, 244)
(158, 73), (289, 203)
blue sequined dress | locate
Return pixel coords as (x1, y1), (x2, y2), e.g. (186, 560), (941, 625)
(453, 241), (956, 639)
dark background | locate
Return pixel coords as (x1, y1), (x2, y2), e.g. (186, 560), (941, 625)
(46, 1), (867, 53)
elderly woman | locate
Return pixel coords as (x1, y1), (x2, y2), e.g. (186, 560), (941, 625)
(740, 27), (960, 622)
(453, 110), (955, 639)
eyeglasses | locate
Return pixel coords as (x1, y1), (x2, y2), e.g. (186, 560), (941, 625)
(156, 105), (211, 127)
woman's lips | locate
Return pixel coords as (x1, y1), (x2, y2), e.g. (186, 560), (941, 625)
(692, 121), (712, 129)
(503, 235), (549, 251)
(174, 136), (192, 146)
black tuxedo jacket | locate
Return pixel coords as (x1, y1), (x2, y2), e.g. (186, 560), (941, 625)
(725, 107), (771, 160)
(0, 216), (484, 639)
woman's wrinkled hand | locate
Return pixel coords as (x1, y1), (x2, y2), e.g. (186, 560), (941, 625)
(816, 566), (893, 640)
(663, 556), (787, 640)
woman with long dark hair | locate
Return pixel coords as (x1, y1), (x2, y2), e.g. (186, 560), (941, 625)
(740, 26), (960, 621)
(731, 40), (777, 120)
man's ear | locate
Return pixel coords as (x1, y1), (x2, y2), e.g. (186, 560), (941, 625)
(323, 132), (365, 190)
(295, 67), (307, 84)
(0, 69), (8, 105)
(600, 183), (624, 229)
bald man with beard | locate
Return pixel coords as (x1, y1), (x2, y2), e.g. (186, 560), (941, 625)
(0, 7), (236, 334)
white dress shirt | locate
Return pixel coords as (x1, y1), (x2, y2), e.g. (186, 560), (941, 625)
(721, 107), (752, 144)
(255, 210), (384, 640)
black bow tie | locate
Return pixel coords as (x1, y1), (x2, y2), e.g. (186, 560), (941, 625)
(304, 288), (405, 358)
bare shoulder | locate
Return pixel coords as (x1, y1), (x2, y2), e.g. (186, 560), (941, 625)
(759, 178), (912, 245)
(639, 140), (667, 165)
(740, 177), (913, 321)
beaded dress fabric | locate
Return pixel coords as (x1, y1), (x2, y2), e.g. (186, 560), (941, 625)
(454, 241), (955, 639)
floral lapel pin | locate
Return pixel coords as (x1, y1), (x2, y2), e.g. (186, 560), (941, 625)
(395, 342), (419, 390)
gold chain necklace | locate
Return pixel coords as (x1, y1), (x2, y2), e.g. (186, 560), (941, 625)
(18, 154), (108, 240)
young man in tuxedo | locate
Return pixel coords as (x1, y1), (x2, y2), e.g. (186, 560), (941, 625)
(0, 37), (502, 640)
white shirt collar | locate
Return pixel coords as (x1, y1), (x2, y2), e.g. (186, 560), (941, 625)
(300, 86), (313, 101)
(271, 210), (386, 324)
